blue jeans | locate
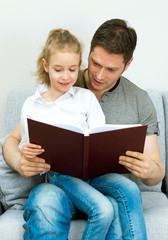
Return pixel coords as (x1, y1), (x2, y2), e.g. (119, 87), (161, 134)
(47, 172), (122, 240)
(23, 173), (147, 240)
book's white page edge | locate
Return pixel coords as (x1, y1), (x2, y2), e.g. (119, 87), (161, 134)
(89, 124), (142, 134)
(28, 119), (85, 134)
(52, 123), (84, 134)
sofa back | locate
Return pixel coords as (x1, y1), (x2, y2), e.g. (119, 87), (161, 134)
(4, 88), (36, 136)
(3, 88), (167, 193)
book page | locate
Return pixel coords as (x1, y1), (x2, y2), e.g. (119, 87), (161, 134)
(52, 123), (84, 134)
(89, 124), (142, 134)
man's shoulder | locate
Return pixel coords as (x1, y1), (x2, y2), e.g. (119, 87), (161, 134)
(120, 76), (144, 91)
(119, 76), (148, 97)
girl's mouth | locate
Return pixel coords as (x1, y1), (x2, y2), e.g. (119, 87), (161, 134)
(59, 82), (70, 86)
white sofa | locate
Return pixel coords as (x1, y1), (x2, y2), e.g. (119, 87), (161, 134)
(0, 88), (168, 239)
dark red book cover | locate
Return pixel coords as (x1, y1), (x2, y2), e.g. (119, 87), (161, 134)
(27, 118), (147, 181)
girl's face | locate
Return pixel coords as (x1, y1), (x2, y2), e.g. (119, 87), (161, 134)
(43, 51), (80, 97)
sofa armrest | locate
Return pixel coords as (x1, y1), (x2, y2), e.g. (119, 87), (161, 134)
(0, 140), (3, 215)
(162, 92), (168, 195)
(0, 203), (2, 216)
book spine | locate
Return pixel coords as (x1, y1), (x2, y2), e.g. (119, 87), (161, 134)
(83, 136), (89, 181)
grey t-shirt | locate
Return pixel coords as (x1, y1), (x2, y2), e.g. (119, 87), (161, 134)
(76, 71), (158, 136)
(99, 76), (158, 135)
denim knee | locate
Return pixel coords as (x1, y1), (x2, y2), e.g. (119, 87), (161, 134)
(119, 178), (141, 200)
(28, 183), (67, 207)
(24, 182), (75, 221)
(23, 183), (75, 239)
(92, 197), (114, 224)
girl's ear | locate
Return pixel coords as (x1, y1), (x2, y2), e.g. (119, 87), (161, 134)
(42, 58), (49, 72)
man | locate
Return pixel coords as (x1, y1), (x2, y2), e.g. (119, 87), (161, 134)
(3, 19), (165, 239)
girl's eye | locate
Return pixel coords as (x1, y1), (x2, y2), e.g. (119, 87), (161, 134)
(55, 69), (61, 72)
(69, 69), (77, 72)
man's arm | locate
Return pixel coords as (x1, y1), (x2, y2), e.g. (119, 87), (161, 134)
(119, 134), (165, 186)
(3, 121), (50, 177)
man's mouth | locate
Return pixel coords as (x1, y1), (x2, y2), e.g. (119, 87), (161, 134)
(93, 78), (104, 86)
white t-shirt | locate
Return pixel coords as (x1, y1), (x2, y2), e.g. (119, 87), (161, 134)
(20, 84), (105, 148)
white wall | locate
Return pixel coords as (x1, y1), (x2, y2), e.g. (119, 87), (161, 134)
(0, 0), (168, 137)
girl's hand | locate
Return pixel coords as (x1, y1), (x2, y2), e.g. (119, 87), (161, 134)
(20, 142), (50, 177)
(22, 141), (44, 159)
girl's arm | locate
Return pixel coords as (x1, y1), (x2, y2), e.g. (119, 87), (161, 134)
(3, 121), (50, 177)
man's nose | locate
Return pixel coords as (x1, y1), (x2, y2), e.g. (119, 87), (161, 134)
(96, 68), (105, 80)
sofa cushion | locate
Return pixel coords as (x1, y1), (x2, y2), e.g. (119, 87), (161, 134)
(69, 192), (168, 240)
(142, 191), (168, 240)
(0, 137), (43, 210)
(0, 209), (86, 240)
(0, 192), (168, 240)
(0, 210), (24, 240)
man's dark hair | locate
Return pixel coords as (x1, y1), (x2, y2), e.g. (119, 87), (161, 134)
(90, 19), (137, 64)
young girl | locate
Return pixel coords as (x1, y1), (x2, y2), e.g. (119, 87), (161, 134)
(20, 29), (123, 239)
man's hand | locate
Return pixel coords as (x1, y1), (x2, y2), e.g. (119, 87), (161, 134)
(19, 155), (50, 177)
(119, 134), (165, 186)
(119, 150), (157, 180)
(22, 142), (44, 159)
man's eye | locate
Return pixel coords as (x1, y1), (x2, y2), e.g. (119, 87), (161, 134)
(108, 68), (114, 72)
(93, 61), (100, 66)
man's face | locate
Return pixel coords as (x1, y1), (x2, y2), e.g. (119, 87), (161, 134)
(88, 46), (132, 93)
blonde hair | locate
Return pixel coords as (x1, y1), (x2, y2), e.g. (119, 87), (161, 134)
(36, 29), (82, 86)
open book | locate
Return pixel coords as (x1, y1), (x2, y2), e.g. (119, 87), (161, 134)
(27, 118), (147, 181)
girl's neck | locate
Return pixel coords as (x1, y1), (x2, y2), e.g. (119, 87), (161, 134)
(42, 88), (64, 102)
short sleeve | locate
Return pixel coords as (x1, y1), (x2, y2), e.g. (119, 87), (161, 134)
(138, 92), (158, 136)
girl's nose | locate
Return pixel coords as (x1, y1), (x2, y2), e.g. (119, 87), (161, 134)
(62, 71), (69, 80)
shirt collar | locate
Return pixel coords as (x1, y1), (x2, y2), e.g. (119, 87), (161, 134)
(67, 86), (75, 96)
(33, 84), (48, 103)
(34, 84), (75, 104)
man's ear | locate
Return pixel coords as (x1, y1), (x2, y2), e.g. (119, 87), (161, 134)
(124, 57), (133, 71)
(42, 58), (49, 72)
